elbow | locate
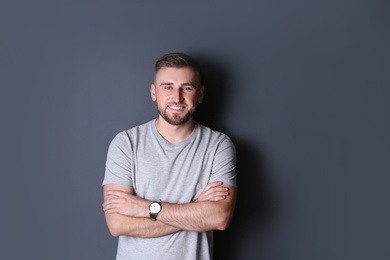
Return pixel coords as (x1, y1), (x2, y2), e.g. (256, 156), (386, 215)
(215, 219), (230, 231)
(109, 228), (121, 237)
(212, 201), (236, 231)
(213, 187), (237, 231)
(106, 219), (123, 237)
(214, 212), (233, 231)
(108, 224), (122, 237)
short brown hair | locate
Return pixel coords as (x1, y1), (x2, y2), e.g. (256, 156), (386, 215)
(155, 53), (202, 85)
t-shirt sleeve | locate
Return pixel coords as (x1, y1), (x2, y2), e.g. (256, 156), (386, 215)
(209, 136), (237, 187)
(102, 131), (133, 187)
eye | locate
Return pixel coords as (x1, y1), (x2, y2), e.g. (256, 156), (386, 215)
(184, 86), (194, 91)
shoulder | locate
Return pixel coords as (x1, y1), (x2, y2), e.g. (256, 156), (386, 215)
(114, 120), (154, 140)
(197, 123), (232, 140)
(196, 123), (235, 148)
(109, 120), (154, 148)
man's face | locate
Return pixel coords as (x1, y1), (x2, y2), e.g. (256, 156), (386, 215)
(151, 67), (204, 126)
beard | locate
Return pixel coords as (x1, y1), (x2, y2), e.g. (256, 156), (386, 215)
(156, 102), (197, 126)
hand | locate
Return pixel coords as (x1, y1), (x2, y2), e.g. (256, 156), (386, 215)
(197, 181), (230, 202)
(103, 190), (149, 217)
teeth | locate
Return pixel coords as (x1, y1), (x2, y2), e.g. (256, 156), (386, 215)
(170, 106), (183, 110)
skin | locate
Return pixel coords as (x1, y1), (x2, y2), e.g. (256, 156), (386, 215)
(151, 66), (204, 143)
(103, 66), (237, 237)
(103, 181), (235, 237)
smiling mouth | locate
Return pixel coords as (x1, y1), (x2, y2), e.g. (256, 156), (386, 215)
(168, 104), (186, 111)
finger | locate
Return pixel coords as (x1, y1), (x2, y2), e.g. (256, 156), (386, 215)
(198, 185), (227, 198)
(203, 181), (223, 193)
(207, 191), (230, 201)
(208, 195), (227, 202)
(207, 181), (223, 188)
(199, 193), (228, 202)
(198, 182), (228, 202)
(202, 186), (229, 197)
(103, 202), (122, 212)
(199, 189), (230, 201)
(102, 198), (127, 211)
(102, 197), (121, 207)
(105, 190), (127, 197)
(105, 193), (119, 199)
(104, 207), (121, 214)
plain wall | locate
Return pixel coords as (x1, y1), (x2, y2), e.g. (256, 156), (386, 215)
(1, 0), (389, 259)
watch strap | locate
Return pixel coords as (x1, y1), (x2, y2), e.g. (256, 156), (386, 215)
(150, 212), (158, 221)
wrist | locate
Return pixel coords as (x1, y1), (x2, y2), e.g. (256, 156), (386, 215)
(149, 201), (162, 221)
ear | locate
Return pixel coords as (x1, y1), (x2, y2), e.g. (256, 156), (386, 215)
(198, 85), (205, 104)
(151, 84), (156, 101)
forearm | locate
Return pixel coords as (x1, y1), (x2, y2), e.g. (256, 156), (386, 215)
(103, 184), (180, 238)
(105, 213), (180, 238)
(104, 184), (236, 234)
(157, 195), (236, 232)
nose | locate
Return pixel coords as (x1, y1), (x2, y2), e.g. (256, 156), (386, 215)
(172, 88), (184, 102)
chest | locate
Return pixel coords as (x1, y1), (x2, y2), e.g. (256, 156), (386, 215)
(131, 144), (215, 203)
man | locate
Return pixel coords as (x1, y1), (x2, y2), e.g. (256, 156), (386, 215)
(102, 52), (237, 260)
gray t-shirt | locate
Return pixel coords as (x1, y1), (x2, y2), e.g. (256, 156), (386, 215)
(103, 120), (236, 260)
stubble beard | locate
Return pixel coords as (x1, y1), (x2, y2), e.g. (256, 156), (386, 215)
(156, 103), (196, 126)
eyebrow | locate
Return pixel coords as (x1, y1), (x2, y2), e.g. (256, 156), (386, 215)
(159, 82), (196, 87)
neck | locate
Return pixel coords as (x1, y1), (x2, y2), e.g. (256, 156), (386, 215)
(155, 117), (195, 144)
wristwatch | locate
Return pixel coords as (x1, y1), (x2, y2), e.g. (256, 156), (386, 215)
(149, 201), (162, 221)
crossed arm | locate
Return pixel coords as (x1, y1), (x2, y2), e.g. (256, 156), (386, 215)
(103, 182), (237, 238)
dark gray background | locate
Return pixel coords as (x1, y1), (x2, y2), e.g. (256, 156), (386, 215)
(1, 0), (389, 259)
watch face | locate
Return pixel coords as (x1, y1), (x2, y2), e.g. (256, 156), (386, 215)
(150, 202), (161, 214)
